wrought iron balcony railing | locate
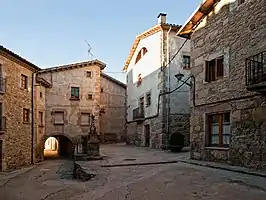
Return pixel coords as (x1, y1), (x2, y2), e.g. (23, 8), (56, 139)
(0, 77), (6, 93)
(132, 107), (144, 121)
(245, 51), (266, 90)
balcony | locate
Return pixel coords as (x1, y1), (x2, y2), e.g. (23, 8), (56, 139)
(132, 107), (144, 121)
(0, 77), (6, 94)
(245, 51), (266, 92)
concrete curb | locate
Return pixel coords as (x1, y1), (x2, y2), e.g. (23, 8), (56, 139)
(179, 159), (266, 178)
(101, 160), (178, 168)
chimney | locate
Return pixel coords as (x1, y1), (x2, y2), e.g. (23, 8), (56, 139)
(157, 13), (167, 24)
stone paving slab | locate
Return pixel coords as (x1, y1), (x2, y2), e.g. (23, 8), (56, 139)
(179, 158), (266, 178)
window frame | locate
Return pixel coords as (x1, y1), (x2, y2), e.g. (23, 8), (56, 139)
(206, 112), (231, 148)
(182, 55), (191, 70)
(39, 111), (44, 127)
(21, 74), (28, 90)
(205, 56), (224, 82)
(146, 92), (151, 107)
(70, 87), (80, 100)
(23, 108), (30, 123)
(53, 111), (64, 125)
(86, 71), (92, 78)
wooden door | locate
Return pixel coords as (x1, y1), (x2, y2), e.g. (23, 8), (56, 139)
(145, 125), (150, 147)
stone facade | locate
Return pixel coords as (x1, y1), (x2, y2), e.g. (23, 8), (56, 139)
(38, 62), (104, 151)
(0, 46), (42, 171)
(99, 73), (126, 143)
(185, 0), (266, 168)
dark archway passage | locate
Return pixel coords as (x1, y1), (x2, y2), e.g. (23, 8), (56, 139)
(44, 135), (73, 159)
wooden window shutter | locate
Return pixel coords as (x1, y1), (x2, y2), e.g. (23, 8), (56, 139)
(216, 57), (224, 77)
(205, 61), (210, 82)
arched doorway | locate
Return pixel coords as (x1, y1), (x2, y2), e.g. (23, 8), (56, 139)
(44, 135), (73, 159)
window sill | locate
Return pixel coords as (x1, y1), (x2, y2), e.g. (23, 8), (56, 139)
(38, 125), (44, 128)
(0, 131), (5, 135)
(69, 97), (80, 101)
(205, 146), (229, 151)
(23, 121), (30, 124)
(20, 88), (29, 91)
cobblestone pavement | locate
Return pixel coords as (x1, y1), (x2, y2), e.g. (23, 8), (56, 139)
(0, 144), (266, 200)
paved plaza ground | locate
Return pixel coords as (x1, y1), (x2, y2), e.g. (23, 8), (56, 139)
(0, 144), (266, 200)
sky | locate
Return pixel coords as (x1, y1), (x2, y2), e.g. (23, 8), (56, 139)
(0, 0), (202, 83)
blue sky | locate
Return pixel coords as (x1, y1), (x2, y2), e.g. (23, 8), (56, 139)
(0, 0), (202, 83)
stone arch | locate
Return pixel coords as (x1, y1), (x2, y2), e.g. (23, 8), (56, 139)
(36, 134), (75, 160)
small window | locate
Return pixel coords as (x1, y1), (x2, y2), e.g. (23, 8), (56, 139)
(23, 108), (30, 123)
(205, 56), (224, 82)
(54, 111), (64, 125)
(238, 0), (245, 5)
(80, 113), (90, 126)
(183, 55), (191, 69)
(71, 87), (80, 99)
(101, 87), (103, 93)
(206, 112), (230, 147)
(86, 71), (92, 78)
(40, 92), (43, 98)
(88, 94), (93, 100)
(21, 74), (28, 89)
(39, 111), (43, 126)
(135, 47), (148, 64)
(146, 92), (151, 107)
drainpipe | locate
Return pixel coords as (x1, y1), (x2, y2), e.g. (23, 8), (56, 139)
(31, 72), (35, 164)
(166, 25), (172, 148)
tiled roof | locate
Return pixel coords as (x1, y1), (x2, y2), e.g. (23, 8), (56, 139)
(101, 72), (126, 88)
(0, 45), (41, 71)
(38, 59), (106, 74)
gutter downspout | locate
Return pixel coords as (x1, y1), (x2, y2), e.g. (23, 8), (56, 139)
(31, 72), (35, 164)
(166, 25), (172, 148)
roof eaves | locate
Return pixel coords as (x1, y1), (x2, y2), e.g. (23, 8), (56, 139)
(0, 45), (41, 72)
(101, 72), (126, 88)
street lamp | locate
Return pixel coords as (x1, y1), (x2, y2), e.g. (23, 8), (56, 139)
(174, 73), (193, 87)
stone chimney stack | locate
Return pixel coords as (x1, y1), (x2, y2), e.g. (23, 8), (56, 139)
(157, 13), (167, 24)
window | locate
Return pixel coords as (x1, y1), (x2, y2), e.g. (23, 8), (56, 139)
(40, 92), (43, 98)
(39, 111), (43, 126)
(183, 55), (191, 69)
(88, 94), (93, 100)
(135, 47), (148, 64)
(146, 92), (151, 107)
(80, 113), (90, 126)
(139, 97), (144, 108)
(137, 73), (142, 86)
(205, 56), (224, 82)
(238, 0), (245, 5)
(86, 71), (92, 78)
(54, 111), (64, 125)
(71, 87), (80, 99)
(206, 112), (230, 147)
(21, 74), (28, 89)
(101, 87), (103, 93)
(23, 108), (30, 123)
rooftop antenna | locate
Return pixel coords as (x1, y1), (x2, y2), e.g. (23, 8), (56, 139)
(85, 40), (95, 60)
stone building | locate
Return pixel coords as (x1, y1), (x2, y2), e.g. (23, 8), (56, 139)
(124, 14), (191, 149)
(0, 45), (126, 171)
(177, 0), (266, 168)
(100, 73), (126, 143)
(0, 45), (50, 171)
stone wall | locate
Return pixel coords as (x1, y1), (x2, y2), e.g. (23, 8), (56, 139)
(99, 73), (126, 143)
(190, 0), (266, 168)
(0, 54), (35, 171)
(39, 64), (101, 143)
(34, 83), (46, 162)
